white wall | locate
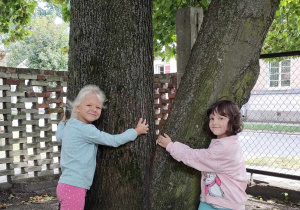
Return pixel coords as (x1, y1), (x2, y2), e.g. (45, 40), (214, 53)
(244, 93), (300, 123)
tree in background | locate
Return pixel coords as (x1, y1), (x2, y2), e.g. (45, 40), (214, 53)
(4, 4), (69, 70)
(34, 1), (63, 18)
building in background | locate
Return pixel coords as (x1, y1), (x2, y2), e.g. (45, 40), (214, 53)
(243, 57), (300, 123)
(154, 57), (177, 74)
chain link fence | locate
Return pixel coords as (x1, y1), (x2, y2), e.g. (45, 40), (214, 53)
(240, 52), (300, 180)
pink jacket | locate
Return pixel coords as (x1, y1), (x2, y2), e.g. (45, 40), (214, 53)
(166, 135), (247, 209)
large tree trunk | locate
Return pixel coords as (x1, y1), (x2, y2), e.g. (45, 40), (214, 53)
(67, 0), (155, 209)
(150, 0), (280, 209)
(67, 0), (280, 209)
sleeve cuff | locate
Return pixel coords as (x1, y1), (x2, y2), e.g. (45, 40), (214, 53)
(131, 128), (138, 140)
(166, 142), (174, 152)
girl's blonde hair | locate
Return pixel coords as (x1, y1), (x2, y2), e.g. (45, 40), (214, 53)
(69, 85), (106, 119)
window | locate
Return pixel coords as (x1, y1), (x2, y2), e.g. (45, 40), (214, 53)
(269, 59), (291, 88)
(154, 64), (172, 74)
(165, 65), (170, 74)
(159, 66), (164, 74)
(154, 65), (164, 74)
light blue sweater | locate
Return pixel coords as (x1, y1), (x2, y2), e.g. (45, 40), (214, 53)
(56, 118), (138, 190)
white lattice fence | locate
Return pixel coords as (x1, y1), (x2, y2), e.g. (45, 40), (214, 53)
(0, 67), (67, 189)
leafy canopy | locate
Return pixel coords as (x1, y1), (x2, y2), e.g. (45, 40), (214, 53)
(262, 0), (300, 54)
(0, 0), (69, 44)
(0, 0), (37, 44)
(153, 0), (300, 59)
(0, 0), (299, 59)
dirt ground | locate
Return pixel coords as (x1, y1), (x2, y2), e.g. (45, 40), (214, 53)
(246, 195), (300, 210)
(0, 190), (299, 210)
(0, 189), (58, 209)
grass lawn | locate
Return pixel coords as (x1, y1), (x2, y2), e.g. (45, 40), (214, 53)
(245, 156), (300, 170)
(244, 123), (300, 133)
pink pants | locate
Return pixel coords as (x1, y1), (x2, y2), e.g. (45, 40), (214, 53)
(56, 183), (87, 210)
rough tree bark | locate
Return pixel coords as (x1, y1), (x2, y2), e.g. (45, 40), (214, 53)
(150, 0), (280, 209)
(67, 0), (155, 209)
(67, 0), (280, 209)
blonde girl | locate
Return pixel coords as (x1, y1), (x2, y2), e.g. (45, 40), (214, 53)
(56, 85), (148, 210)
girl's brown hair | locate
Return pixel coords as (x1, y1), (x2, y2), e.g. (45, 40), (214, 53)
(203, 100), (243, 137)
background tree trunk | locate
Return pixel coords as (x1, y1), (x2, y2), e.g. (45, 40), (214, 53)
(67, 0), (155, 209)
(150, 0), (280, 209)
